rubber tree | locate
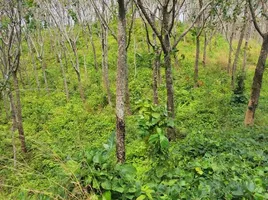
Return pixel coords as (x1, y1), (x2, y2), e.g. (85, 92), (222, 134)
(90, 0), (113, 106)
(136, 0), (212, 140)
(42, 0), (86, 102)
(231, 4), (248, 88)
(116, 0), (127, 163)
(0, 0), (27, 153)
(244, 0), (268, 125)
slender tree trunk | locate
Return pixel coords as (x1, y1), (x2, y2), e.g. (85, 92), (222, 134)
(202, 32), (208, 67)
(58, 53), (70, 101)
(125, 69), (131, 114)
(8, 90), (17, 167)
(227, 23), (236, 73)
(12, 71), (27, 153)
(133, 36), (137, 78)
(101, 24), (113, 106)
(84, 55), (88, 81)
(244, 34), (268, 125)
(116, 0), (127, 163)
(231, 22), (246, 88)
(194, 35), (200, 87)
(72, 42), (86, 102)
(27, 40), (40, 91)
(40, 58), (49, 93)
(1, 91), (10, 120)
(88, 24), (98, 71)
(153, 50), (160, 105)
(243, 24), (251, 73)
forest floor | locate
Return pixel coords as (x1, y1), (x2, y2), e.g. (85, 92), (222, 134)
(0, 32), (268, 199)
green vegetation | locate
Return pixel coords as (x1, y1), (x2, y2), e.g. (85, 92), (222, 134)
(0, 18), (268, 200)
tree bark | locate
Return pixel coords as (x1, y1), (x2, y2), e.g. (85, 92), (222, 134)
(244, 34), (268, 125)
(231, 22), (246, 88)
(153, 50), (160, 105)
(163, 5), (175, 140)
(101, 23), (113, 106)
(194, 35), (200, 87)
(12, 71), (27, 153)
(227, 23), (236, 73)
(202, 32), (208, 67)
(1, 90), (10, 121)
(116, 0), (127, 163)
(243, 24), (251, 73)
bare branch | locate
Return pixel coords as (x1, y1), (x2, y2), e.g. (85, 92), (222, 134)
(248, 0), (264, 37)
(172, 1), (212, 50)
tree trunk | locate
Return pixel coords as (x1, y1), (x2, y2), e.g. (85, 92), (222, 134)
(27, 40), (40, 91)
(163, 6), (175, 140)
(125, 67), (131, 115)
(9, 90), (17, 167)
(153, 50), (160, 105)
(202, 32), (208, 67)
(12, 71), (27, 153)
(231, 23), (246, 88)
(227, 23), (236, 73)
(1, 90), (10, 121)
(101, 24), (113, 106)
(194, 35), (200, 87)
(58, 53), (70, 101)
(243, 24), (251, 73)
(40, 58), (49, 93)
(72, 41), (86, 102)
(244, 34), (268, 125)
(87, 24), (98, 71)
(116, 0), (127, 163)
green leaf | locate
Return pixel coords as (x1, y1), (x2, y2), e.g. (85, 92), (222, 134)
(112, 184), (124, 193)
(246, 181), (255, 193)
(102, 191), (111, 200)
(137, 195), (147, 200)
(93, 178), (100, 189)
(101, 180), (112, 190)
(148, 134), (159, 144)
(152, 112), (160, 119)
(167, 119), (175, 127)
(160, 134), (169, 149)
(195, 167), (204, 175)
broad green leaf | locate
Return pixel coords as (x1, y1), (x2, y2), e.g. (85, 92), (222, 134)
(160, 134), (169, 149)
(137, 195), (147, 200)
(93, 178), (100, 189)
(152, 112), (160, 119)
(102, 191), (111, 200)
(101, 180), (112, 190)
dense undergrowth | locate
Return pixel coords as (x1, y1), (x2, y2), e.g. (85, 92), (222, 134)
(0, 23), (268, 199)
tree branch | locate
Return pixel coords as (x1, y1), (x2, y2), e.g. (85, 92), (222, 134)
(172, 1), (212, 50)
(248, 0), (264, 37)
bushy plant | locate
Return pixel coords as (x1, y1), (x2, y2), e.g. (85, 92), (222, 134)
(135, 100), (172, 156)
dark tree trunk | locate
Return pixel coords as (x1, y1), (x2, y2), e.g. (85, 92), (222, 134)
(202, 32), (208, 67)
(12, 71), (27, 153)
(231, 21), (246, 88)
(116, 0), (127, 163)
(244, 34), (268, 125)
